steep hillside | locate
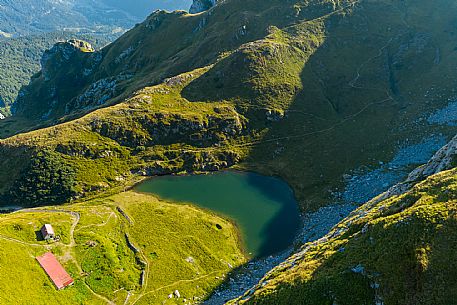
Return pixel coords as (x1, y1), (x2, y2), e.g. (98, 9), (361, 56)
(0, 0), (192, 115)
(0, 32), (114, 114)
(229, 136), (457, 305)
(1, 71), (249, 207)
(4, 0), (457, 210)
(12, 0), (300, 120)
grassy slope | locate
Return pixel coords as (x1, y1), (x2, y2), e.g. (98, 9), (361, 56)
(0, 191), (245, 305)
(0, 70), (252, 206)
(0, 239), (104, 305)
(117, 192), (244, 304)
(229, 167), (457, 305)
(2, 0), (457, 211)
(0, 1), (456, 303)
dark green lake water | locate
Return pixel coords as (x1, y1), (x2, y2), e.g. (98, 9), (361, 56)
(135, 171), (301, 258)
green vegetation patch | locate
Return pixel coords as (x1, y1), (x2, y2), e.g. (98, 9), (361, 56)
(116, 191), (246, 304)
(0, 190), (245, 304)
(0, 70), (251, 207)
(0, 211), (72, 244)
(232, 168), (457, 305)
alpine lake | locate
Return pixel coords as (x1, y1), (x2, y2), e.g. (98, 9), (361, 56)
(135, 171), (301, 258)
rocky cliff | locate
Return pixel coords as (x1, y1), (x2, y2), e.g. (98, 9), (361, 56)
(11, 39), (100, 119)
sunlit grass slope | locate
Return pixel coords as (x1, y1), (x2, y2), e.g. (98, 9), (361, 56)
(0, 191), (245, 304)
(231, 168), (457, 305)
(2, 0), (457, 210)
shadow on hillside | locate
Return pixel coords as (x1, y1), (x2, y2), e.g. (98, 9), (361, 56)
(206, 208), (457, 304)
(183, 0), (455, 301)
(203, 231), (377, 305)
(181, 0), (448, 211)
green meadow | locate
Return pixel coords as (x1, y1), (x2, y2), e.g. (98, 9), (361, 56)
(0, 191), (245, 305)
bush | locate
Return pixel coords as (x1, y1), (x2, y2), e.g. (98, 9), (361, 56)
(7, 149), (77, 206)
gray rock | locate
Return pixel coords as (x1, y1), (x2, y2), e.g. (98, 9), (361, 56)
(351, 264), (365, 274)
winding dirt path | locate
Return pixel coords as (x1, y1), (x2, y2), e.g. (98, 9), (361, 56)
(349, 38), (394, 89)
(20, 208), (80, 245)
(130, 271), (221, 305)
(76, 211), (117, 231)
(15, 208), (116, 304)
(0, 234), (45, 247)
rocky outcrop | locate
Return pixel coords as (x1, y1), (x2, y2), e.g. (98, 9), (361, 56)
(89, 109), (247, 148)
(407, 135), (457, 180)
(11, 38), (105, 119)
(41, 40), (94, 81)
(68, 73), (134, 112)
(189, 0), (219, 14)
(366, 134), (457, 206)
(229, 134), (457, 304)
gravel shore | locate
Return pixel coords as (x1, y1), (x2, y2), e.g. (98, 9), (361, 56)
(205, 134), (449, 304)
(342, 135), (446, 204)
(428, 100), (457, 126)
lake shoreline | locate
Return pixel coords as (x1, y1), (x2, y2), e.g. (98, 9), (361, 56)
(133, 185), (252, 259)
(133, 170), (302, 258)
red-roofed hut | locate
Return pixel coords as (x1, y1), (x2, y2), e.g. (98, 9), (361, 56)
(36, 252), (74, 290)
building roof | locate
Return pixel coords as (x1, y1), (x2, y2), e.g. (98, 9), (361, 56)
(36, 252), (74, 290)
(41, 224), (55, 236)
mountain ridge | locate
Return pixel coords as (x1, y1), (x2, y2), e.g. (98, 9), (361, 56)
(1, 0), (457, 303)
(4, 0), (457, 208)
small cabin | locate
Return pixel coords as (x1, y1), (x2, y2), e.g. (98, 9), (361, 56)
(40, 224), (55, 240)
